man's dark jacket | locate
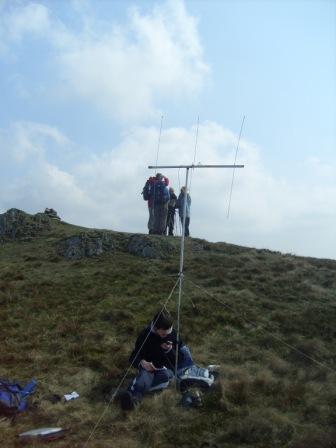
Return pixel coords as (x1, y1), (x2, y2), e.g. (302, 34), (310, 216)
(129, 326), (184, 370)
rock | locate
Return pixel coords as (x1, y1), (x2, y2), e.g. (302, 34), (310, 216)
(0, 208), (52, 242)
(44, 208), (61, 220)
(59, 232), (115, 260)
(127, 234), (175, 259)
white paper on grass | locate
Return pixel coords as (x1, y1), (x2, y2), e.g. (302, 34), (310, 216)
(64, 391), (80, 401)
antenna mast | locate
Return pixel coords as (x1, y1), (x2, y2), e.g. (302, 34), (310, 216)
(148, 163), (244, 383)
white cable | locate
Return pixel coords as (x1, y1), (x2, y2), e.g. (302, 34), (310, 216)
(84, 277), (180, 447)
(187, 277), (335, 374)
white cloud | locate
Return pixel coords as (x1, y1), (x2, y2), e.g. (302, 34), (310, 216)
(0, 121), (95, 221)
(0, 1), (334, 259)
(0, 1), (51, 51)
(1, 122), (69, 163)
(305, 156), (336, 182)
(0, 0), (209, 121)
(56, 0), (208, 121)
(0, 120), (335, 259)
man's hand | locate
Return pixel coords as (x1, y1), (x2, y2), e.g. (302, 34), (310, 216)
(140, 360), (156, 372)
(161, 341), (173, 351)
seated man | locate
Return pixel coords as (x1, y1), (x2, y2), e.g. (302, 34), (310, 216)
(119, 310), (214, 410)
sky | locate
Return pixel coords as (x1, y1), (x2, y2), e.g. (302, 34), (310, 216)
(0, 0), (335, 259)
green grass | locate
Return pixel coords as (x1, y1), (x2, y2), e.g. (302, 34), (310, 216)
(0, 212), (335, 447)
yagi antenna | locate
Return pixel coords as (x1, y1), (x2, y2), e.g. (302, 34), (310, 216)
(227, 115), (245, 218)
(148, 162), (244, 386)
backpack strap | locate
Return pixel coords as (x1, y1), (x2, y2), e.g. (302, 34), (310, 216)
(20, 379), (37, 398)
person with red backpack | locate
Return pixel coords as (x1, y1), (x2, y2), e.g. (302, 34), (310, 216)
(142, 176), (156, 234)
(151, 173), (170, 235)
(142, 173), (170, 235)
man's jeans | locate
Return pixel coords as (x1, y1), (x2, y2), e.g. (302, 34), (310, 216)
(179, 216), (190, 236)
(153, 203), (168, 235)
(128, 346), (194, 401)
(148, 206), (155, 233)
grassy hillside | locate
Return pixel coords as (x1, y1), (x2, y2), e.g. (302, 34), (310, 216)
(0, 210), (335, 447)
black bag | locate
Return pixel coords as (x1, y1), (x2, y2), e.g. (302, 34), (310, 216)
(142, 180), (151, 201)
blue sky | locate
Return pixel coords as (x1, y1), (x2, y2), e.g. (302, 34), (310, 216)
(0, 0), (335, 259)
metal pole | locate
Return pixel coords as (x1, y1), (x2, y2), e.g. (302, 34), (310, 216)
(149, 164), (244, 169)
(147, 163), (244, 388)
(175, 167), (190, 385)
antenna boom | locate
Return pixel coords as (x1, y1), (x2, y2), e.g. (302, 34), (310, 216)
(148, 164), (244, 169)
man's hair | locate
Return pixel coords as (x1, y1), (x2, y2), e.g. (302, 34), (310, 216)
(153, 310), (173, 330)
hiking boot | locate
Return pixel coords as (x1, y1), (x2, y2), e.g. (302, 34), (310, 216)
(120, 391), (138, 411)
(180, 389), (203, 408)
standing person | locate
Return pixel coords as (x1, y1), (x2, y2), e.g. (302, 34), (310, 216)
(176, 186), (191, 237)
(152, 173), (170, 235)
(142, 176), (156, 234)
(119, 310), (215, 410)
(166, 187), (177, 236)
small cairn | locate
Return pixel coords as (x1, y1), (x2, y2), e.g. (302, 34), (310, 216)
(44, 208), (61, 221)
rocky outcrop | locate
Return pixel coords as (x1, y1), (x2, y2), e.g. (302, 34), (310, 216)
(0, 208), (177, 260)
(44, 208), (61, 220)
(0, 208), (52, 242)
(59, 232), (176, 260)
(127, 234), (174, 259)
(59, 232), (115, 260)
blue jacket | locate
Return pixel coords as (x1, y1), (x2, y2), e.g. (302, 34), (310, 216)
(176, 193), (191, 218)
